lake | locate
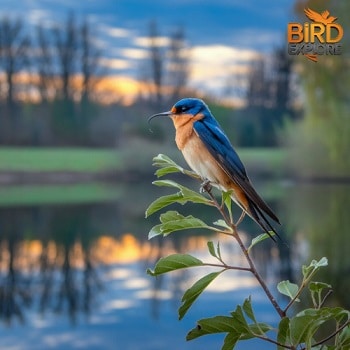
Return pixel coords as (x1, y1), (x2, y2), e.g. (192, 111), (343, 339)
(0, 178), (349, 350)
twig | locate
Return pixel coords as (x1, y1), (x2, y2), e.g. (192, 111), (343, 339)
(255, 334), (293, 349)
(203, 262), (251, 272)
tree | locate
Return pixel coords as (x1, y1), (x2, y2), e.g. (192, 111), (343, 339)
(53, 13), (78, 101)
(80, 19), (103, 103)
(284, 0), (350, 177)
(0, 17), (30, 107)
(167, 27), (189, 101)
(148, 20), (165, 105)
(234, 46), (294, 147)
(36, 25), (56, 102)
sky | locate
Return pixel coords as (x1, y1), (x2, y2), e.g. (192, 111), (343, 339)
(2, 0), (297, 101)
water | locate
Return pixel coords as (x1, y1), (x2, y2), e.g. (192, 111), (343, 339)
(0, 180), (349, 349)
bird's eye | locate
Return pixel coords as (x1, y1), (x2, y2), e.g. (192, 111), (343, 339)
(180, 106), (188, 113)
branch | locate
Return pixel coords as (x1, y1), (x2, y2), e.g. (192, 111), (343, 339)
(255, 334), (293, 349)
(283, 280), (307, 314)
(203, 184), (285, 318)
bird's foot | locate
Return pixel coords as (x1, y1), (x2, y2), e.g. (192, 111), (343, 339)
(200, 179), (212, 193)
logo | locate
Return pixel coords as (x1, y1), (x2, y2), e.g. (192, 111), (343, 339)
(287, 8), (343, 62)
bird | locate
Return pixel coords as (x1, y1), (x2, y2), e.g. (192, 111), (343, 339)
(148, 98), (281, 241)
(304, 8), (337, 25)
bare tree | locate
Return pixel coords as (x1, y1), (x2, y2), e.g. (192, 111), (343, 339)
(271, 47), (292, 111)
(53, 13), (78, 101)
(246, 58), (268, 108)
(80, 19), (103, 102)
(0, 17), (30, 106)
(148, 20), (164, 105)
(36, 25), (56, 102)
(167, 27), (189, 101)
(246, 48), (293, 110)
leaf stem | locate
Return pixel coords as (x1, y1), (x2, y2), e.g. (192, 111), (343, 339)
(202, 262), (251, 272)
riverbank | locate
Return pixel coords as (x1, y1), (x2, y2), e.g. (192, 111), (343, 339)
(0, 147), (287, 185)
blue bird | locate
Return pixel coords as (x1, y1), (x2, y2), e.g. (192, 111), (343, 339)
(149, 98), (281, 241)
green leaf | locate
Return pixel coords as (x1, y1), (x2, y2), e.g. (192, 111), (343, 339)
(289, 314), (317, 348)
(216, 241), (222, 260)
(277, 280), (300, 301)
(152, 154), (200, 179)
(222, 332), (240, 350)
(186, 316), (240, 341)
(207, 241), (218, 259)
(145, 179), (215, 218)
(277, 317), (290, 350)
(242, 297), (257, 324)
(159, 210), (183, 223)
(309, 281), (332, 293)
(229, 305), (250, 335)
(148, 223), (163, 239)
(179, 270), (224, 320)
(148, 210), (220, 239)
(302, 257), (328, 279)
(289, 308), (350, 348)
(289, 313), (331, 349)
(145, 193), (185, 217)
(213, 219), (233, 232)
(338, 324), (350, 348)
(145, 179), (213, 218)
(222, 190), (233, 220)
(248, 232), (275, 252)
(244, 323), (273, 338)
(147, 254), (203, 276)
(153, 179), (211, 203)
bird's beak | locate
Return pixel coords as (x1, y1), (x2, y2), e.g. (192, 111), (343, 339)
(147, 110), (173, 125)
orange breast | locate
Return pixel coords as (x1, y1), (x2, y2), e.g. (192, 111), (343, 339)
(171, 115), (249, 213)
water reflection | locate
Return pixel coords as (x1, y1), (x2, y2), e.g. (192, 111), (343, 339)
(0, 181), (348, 349)
(285, 182), (350, 309)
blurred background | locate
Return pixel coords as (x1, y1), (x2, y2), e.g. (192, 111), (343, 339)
(0, 0), (349, 349)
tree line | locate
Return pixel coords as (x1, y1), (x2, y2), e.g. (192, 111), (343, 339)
(0, 14), (191, 146)
(0, 13), (295, 147)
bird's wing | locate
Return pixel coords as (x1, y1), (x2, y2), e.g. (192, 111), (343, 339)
(304, 8), (323, 22)
(321, 10), (330, 19)
(193, 118), (280, 224)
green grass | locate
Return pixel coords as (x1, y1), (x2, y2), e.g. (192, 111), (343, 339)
(0, 146), (286, 177)
(0, 147), (286, 206)
(0, 147), (120, 172)
(0, 183), (122, 206)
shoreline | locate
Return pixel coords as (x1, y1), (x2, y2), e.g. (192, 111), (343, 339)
(0, 170), (349, 186)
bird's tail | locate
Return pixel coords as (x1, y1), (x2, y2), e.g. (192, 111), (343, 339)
(246, 200), (281, 242)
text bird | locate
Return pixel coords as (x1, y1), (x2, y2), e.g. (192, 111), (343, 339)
(149, 98), (281, 241)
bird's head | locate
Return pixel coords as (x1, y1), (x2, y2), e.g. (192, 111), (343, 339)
(148, 98), (212, 127)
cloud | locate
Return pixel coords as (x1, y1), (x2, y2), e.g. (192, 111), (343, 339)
(100, 24), (133, 38)
(99, 58), (131, 70)
(119, 48), (148, 60)
(133, 36), (171, 48)
(190, 44), (259, 88)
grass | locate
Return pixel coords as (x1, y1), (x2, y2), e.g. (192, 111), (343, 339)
(0, 146), (286, 177)
(0, 183), (122, 206)
(0, 147), (120, 173)
(0, 147), (286, 206)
